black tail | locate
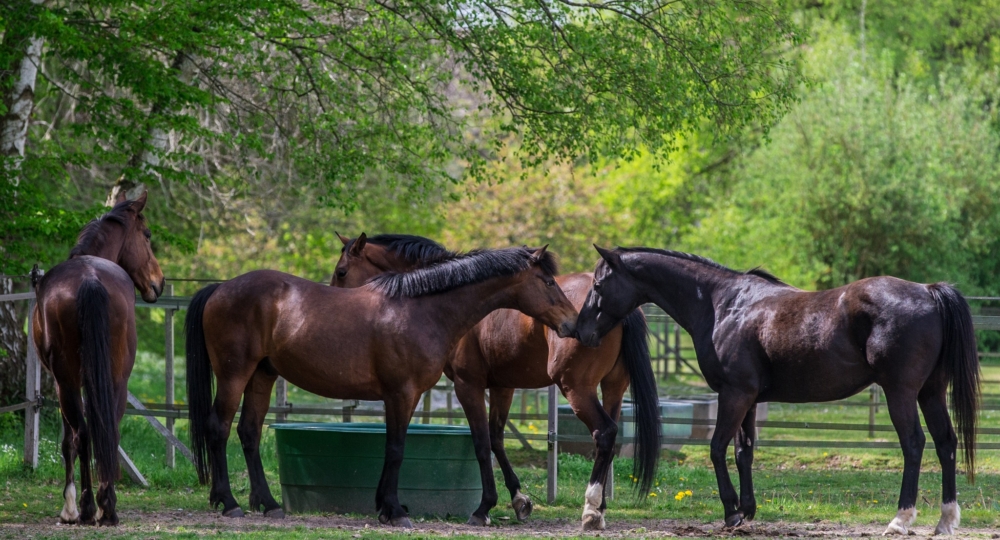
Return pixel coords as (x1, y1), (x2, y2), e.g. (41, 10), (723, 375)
(186, 283), (220, 485)
(928, 283), (981, 483)
(621, 308), (661, 496)
(77, 279), (119, 484)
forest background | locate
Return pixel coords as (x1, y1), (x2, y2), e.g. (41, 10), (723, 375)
(2, 1), (1000, 399)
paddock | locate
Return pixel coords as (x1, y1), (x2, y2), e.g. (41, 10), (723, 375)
(2, 277), (1000, 536)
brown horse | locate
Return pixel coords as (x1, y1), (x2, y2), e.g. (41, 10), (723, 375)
(186, 246), (578, 526)
(332, 233), (661, 530)
(575, 246), (981, 535)
(31, 192), (164, 526)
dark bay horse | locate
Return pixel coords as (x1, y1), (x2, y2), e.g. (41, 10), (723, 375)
(31, 192), (164, 526)
(186, 246), (578, 526)
(332, 233), (661, 529)
(575, 246), (980, 535)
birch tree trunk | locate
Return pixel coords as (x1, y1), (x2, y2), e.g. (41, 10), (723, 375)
(0, 30), (43, 174)
(107, 51), (198, 205)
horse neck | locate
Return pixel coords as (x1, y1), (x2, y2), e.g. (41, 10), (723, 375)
(627, 255), (730, 338)
(414, 274), (523, 342)
(71, 224), (124, 263)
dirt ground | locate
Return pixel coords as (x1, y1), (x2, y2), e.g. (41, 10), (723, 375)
(3, 511), (1000, 539)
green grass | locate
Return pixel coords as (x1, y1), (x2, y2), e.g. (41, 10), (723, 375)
(4, 350), (1000, 537)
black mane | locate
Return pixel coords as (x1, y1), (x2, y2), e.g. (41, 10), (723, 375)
(368, 246), (558, 298)
(365, 234), (455, 265)
(70, 200), (132, 258)
(616, 247), (786, 285)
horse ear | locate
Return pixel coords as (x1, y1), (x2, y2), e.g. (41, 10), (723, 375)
(594, 245), (621, 268)
(129, 190), (148, 214)
(530, 244), (549, 262)
(336, 232), (351, 246)
(350, 232), (367, 255)
(113, 189), (129, 205)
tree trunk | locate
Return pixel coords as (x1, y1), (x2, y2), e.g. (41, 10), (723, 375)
(0, 278), (27, 406)
(106, 51), (197, 205)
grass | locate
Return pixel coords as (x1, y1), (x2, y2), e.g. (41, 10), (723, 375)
(3, 350), (1000, 538)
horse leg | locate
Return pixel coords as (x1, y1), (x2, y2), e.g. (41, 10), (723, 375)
(882, 390), (925, 535)
(57, 388), (86, 524)
(710, 391), (754, 527)
(734, 404), (758, 522)
(237, 367), (284, 518)
(563, 387), (617, 530)
(93, 378), (128, 526)
(489, 387), (532, 521)
(918, 379), (960, 535)
(376, 393), (420, 527)
(209, 377), (251, 517)
(598, 371), (629, 516)
(454, 380), (497, 526)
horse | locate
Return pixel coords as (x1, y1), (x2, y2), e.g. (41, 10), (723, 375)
(31, 192), (164, 526)
(332, 233), (661, 529)
(185, 246), (578, 526)
(574, 246), (980, 535)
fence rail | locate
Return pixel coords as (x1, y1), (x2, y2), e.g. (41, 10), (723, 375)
(4, 283), (1000, 500)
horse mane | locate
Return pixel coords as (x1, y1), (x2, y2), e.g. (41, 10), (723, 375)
(617, 247), (787, 285)
(69, 200), (132, 258)
(368, 246), (558, 298)
(365, 234), (456, 265)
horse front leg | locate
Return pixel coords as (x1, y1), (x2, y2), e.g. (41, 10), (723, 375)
(377, 393), (419, 527)
(238, 367), (284, 517)
(710, 391), (754, 528)
(59, 411), (80, 524)
(734, 404), (758, 522)
(208, 377), (250, 517)
(563, 387), (618, 531)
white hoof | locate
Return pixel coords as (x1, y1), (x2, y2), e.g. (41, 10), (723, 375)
(883, 507), (917, 536)
(60, 483), (79, 523)
(933, 501), (960, 536)
(581, 482), (605, 530)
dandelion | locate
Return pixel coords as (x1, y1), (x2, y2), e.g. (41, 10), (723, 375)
(685, 490), (693, 496)
(22, 503), (27, 507)
(650, 492), (657, 497)
(675, 493), (684, 501)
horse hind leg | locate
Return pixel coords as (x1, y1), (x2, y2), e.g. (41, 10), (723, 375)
(882, 389), (925, 535)
(488, 387), (533, 521)
(238, 366), (284, 518)
(918, 377), (960, 535)
(209, 376), (252, 517)
(58, 410), (81, 523)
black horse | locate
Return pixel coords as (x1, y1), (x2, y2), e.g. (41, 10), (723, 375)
(575, 246), (980, 536)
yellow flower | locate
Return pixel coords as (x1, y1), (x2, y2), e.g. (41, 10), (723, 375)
(22, 503), (27, 508)
(685, 490), (693, 496)
(650, 492), (657, 497)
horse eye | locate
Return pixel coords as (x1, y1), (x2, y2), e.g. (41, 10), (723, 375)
(144, 230), (151, 240)
(546, 279), (555, 287)
(336, 269), (347, 278)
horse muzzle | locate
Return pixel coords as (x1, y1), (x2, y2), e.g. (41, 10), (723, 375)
(578, 330), (602, 348)
(556, 320), (576, 339)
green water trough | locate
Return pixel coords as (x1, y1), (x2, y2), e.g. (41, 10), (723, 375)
(273, 423), (480, 517)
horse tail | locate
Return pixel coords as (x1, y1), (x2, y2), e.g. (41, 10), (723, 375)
(77, 279), (119, 483)
(620, 307), (661, 496)
(186, 283), (221, 485)
(928, 283), (981, 483)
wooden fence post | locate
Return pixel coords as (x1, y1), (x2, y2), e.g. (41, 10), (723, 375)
(547, 384), (559, 504)
(275, 377), (288, 423)
(23, 298), (40, 469)
(164, 283), (175, 468)
(422, 390), (432, 424)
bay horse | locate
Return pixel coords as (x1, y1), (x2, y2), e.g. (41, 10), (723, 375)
(185, 246), (578, 526)
(332, 233), (661, 529)
(31, 191), (164, 526)
(575, 246), (980, 535)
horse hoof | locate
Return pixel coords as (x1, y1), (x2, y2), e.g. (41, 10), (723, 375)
(390, 516), (413, 528)
(724, 513), (745, 528)
(467, 514), (491, 526)
(512, 493), (533, 521)
(264, 507), (285, 519)
(933, 501), (959, 536)
(582, 512), (606, 531)
(223, 507), (245, 518)
(884, 508), (917, 536)
(98, 513), (119, 527)
(378, 513), (390, 525)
